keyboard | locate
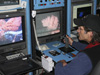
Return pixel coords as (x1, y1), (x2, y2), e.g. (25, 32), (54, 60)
(0, 59), (32, 75)
(0, 54), (41, 75)
(6, 53), (25, 60)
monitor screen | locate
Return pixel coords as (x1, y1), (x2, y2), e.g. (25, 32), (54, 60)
(35, 8), (64, 44)
(0, 16), (24, 46)
(0, 12), (26, 54)
(77, 6), (91, 18)
(36, 11), (60, 37)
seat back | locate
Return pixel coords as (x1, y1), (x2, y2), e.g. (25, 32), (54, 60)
(91, 61), (100, 75)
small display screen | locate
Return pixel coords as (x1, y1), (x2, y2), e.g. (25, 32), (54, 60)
(0, 0), (19, 6)
(77, 6), (91, 18)
(36, 11), (61, 37)
(0, 16), (24, 46)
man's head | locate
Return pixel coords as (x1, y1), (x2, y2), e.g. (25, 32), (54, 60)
(74, 14), (100, 43)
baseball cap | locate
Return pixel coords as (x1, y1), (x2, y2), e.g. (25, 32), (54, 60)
(74, 14), (100, 33)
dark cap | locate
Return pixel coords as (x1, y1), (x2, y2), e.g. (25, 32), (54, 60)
(74, 14), (100, 32)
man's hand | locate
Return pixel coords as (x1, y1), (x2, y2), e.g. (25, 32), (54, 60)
(58, 60), (67, 67)
(66, 35), (73, 46)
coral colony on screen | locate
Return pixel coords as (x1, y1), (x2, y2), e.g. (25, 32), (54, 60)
(36, 12), (60, 37)
(0, 17), (23, 45)
(41, 15), (60, 34)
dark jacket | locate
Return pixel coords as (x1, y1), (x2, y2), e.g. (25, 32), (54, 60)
(84, 45), (100, 72)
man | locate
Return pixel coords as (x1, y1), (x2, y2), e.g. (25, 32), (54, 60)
(55, 14), (100, 75)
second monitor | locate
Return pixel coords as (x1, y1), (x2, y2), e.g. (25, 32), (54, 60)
(71, 2), (93, 29)
(35, 7), (66, 44)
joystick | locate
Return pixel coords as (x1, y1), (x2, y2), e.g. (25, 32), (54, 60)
(64, 37), (69, 48)
(59, 36), (74, 53)
(61, 36), (69, 48)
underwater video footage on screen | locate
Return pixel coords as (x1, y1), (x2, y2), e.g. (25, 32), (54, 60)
(0, 16), (23, 45)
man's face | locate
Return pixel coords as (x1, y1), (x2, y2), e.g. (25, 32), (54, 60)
(77, 26), (89, 41)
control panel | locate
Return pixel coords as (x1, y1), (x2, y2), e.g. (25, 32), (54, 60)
(33, 0), (65, 10)
(42, 41), (79, 62)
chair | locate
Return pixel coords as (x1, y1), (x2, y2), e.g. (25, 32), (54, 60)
(90, 61), (100, 75)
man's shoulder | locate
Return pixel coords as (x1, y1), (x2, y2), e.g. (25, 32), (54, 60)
(83, 44), (100, 55)
(85, 44), (100, 50)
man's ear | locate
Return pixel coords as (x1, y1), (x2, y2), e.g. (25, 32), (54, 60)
(88, 31), (93, 37)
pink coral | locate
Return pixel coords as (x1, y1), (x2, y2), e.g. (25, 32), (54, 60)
(2, 17), (21, 31)
(41, 15), (59, 30)
(0, 17), (21, 40)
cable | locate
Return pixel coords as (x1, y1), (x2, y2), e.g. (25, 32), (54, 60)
(32, 19), (42, 51)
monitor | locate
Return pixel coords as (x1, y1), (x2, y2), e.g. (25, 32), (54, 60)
(0, 0), (21, 11)
(71, 3), (93, 29)
(0, 12), (26, 54)
(35, 8), (65, 44)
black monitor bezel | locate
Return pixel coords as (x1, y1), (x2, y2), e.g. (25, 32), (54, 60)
(0, 12), (26, 54)
(35, 7), (65, 44)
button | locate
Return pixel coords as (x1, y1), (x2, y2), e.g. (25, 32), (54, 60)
(41, 4), (43, 6)
(57, 2), (61, 4)
(59, 2), (61, 4)
(51, 3), (54, 5)
(44, 4), (46, 5)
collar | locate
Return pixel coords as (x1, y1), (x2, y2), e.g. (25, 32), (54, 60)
(85, 41), (100, 49)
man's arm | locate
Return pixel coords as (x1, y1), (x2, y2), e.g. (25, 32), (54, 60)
(72, 41), (88, 51)
(65, 35), (88, 51)
(55, 52), (92, 75)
